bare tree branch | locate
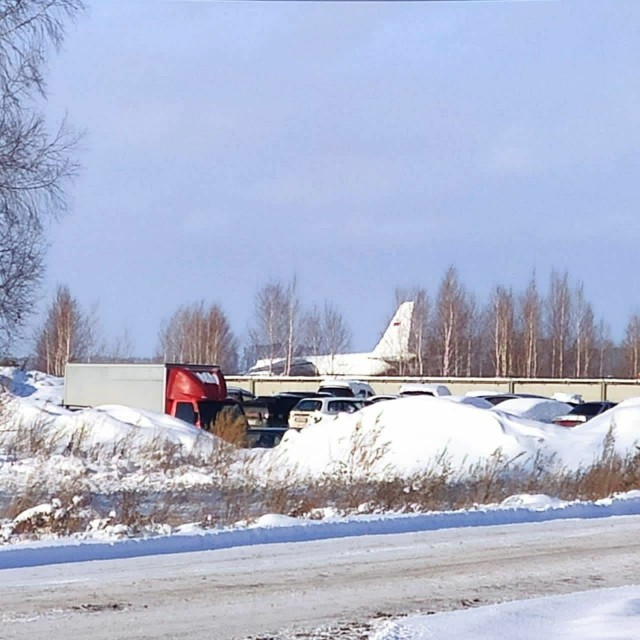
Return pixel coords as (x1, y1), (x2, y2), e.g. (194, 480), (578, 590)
(0, 0), (83, 352)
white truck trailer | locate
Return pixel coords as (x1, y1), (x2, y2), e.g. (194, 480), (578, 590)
(63, 363), (228, 428)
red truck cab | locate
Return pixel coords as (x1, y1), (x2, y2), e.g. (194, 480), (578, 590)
(165, 364), (228, 428)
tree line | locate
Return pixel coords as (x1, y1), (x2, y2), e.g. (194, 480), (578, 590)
(29, 281), (351, 377)
(394, 267), (622, 379)
(26, 268), (640, 380)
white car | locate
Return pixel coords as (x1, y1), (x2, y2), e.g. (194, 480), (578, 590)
(366, 394), (400, 405)
(288, 397), (366, 429)
(318, 379), (376, 398)
(398, 383), (451, 397)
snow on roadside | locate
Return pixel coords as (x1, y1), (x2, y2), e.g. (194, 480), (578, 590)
(1, 394), (222, 458)
(372, 585), (640, 640)
(2, 492), (640, 570)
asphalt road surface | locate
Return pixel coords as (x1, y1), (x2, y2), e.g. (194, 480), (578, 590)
(1, 516), (639, 640)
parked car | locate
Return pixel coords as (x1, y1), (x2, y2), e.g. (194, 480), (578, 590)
(464, 392), (518, 406)
(465, 391), (550, 406)
(242, 391), (330, 428)
(288, 397), (366, 430)
(398, 383), (451, 397)
(318, 379), (376, 398)
(366, 394), (400, 405)
(245, 427), (286, 449)
(552, 401), (617, 427)
(226, 386), (257, 404)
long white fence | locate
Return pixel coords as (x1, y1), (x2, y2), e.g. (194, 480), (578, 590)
(226, 376), (640, 402)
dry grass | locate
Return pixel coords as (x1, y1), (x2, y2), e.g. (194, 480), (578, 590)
(0, 415), (58, 458)
(567, 428), (640, 500)
(334, 416), (390, 482)
(211, 409), (248, 448)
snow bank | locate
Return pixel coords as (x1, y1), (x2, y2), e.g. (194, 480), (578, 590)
(1, 394), (221, 458)
(1, 492), (639, 570)
(372, 585), (640, 640)
(266, 395), (640, 479)
(268, 396), (565, 479)
(0, 367), (63, 404)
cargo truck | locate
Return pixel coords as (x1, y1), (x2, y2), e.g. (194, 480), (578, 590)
(63, 363), (229, 429)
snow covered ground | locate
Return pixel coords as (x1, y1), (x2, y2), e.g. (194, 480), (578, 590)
(3, 515), (639, 640)
(2, 369), (640, 637)
(373, 586), (640, 640)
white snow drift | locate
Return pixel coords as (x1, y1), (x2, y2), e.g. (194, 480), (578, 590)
(2, 370), (640, 485)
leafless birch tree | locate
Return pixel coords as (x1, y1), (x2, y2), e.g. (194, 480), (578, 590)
(412, 288), (430, 376)
(158, 301), (238, 371)
(517, 274), (542, 377)
(432, 266), (470, 376)
(248, 278), (300, 374)
(459, 294), (478, 377)
(249, 282), (286, 372)
(301, 301), (351, 368)
(488, 285), (515, 377)
(33, 284), (96, 376)
(595, 319), (614, 377)
(572, 283), (596, 377)
(300, 306), (323, 357)
(321, 302), (351, 358)
(546, 270), (573, 377)
(284, 277), (299, 375)
(395, 287), (430, 376)
(623, 314), (640, 378)
(106, 328), (135, 362)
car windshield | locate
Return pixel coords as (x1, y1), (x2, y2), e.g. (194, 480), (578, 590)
(485, 396), (515, 406)
(571, 403), (607, 417)
(401, 390), (435, 397)
(319, 387), (353, 398)
(293, 399), (322, 412)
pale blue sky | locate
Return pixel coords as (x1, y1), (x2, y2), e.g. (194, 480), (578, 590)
(38, 0), (640, 356)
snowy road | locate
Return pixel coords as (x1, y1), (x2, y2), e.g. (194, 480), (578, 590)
(1, 516), (639, 640)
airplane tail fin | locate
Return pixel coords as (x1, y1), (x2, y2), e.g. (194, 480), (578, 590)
(372, 301), (415, 359)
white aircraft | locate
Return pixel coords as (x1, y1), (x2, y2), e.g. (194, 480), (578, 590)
(247, 301), (415, 377)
